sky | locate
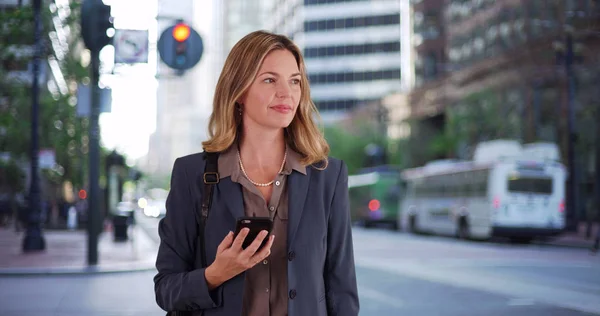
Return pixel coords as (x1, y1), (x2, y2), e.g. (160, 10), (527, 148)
(97, 0), (159, 163)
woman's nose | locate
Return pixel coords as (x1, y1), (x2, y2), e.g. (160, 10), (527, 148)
(275, 81), (292, 98)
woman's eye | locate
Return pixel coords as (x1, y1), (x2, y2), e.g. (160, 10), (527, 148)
(291, 79), (301, 85)
(263, 78), (275, 83)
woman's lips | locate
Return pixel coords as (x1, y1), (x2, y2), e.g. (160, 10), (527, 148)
(270, 105), (293, 113)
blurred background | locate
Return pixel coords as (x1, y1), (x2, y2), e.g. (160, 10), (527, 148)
(1, 0), (600, 315)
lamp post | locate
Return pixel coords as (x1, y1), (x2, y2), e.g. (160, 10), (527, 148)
(22, 0), (46, 252)
(81, 0), (113, 265)
(555, 32), (581, 231)
(595, 72), (600, 239)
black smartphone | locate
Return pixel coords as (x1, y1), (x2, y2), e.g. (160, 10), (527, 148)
(234, 216), (273, 250)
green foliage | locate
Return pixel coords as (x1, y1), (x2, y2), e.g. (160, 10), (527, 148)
(455, 89), (504, 143)
(324, 121), (402, 175)
(1, 2), (94, 195)
(0, 7), (35, 46)
(428, 89), (510, 160)
(0, 159), (26, 193)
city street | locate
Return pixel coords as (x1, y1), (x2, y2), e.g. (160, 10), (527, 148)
(352, 227), (600, 316)
(3, 0), (600, 315)
(1, 214), (598, 316)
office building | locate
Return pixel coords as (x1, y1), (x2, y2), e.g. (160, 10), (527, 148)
(270, 0), (405, 123)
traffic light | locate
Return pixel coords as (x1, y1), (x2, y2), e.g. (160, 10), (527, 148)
(173, 23), (190, 67)
(158, 21), (204, 71)
(81, 0), (114, 53)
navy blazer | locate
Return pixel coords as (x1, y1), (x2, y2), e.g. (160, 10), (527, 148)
(154, 152), (359, 316)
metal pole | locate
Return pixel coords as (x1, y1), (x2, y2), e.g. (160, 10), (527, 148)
(378, 101), (388, 165)
(533, 82), (540, 140)
(23, 0), (46, 252)
(596, 75), (600, 235)
(87, 49), (101, 265)
(565, 34), (579, 231)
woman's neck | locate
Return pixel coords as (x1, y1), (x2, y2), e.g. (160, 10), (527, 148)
(238, 127), (286, 169)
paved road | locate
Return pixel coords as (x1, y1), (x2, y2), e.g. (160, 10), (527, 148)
(352, 227), (600, 316)
(1, 214), (598, 316)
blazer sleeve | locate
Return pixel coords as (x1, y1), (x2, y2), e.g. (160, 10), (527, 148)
(154, 158), (223, 312)
(325, 160), (360, 315)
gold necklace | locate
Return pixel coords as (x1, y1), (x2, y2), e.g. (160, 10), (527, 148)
(238, 149), (287, 187)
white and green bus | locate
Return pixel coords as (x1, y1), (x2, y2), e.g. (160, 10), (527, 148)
(348, 165), (403, 229)
(399, 141), (567, 243)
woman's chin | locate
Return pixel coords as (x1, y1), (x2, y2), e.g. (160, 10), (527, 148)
(261, 119), (294, 130)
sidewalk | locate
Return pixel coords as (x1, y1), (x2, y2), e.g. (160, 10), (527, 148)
(0, 224), (158, 275)
(537, 222), (599, 249)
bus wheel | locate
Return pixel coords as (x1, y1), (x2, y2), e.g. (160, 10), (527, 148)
(408, 215), (418, 234)
(457, 218), (469, 240)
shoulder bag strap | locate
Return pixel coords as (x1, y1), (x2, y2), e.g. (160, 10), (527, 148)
(200, 152), (219, 268)
(169, 152), (219, 316)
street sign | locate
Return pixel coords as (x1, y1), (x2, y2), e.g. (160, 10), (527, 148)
(114, 29), (149, 64)
(158, 22), (203, 71)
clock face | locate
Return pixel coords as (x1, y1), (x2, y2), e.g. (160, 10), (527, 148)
(114, 30), (149, 64)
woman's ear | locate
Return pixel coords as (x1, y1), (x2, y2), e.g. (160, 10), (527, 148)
(237, 91), (248, 107)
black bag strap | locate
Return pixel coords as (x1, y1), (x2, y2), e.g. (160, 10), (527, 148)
(168, 152), (219, 316)
(199, 152), (219, 268)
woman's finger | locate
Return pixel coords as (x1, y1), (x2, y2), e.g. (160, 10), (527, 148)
(252, 235), (275, 262)
(216, 231), (234, 253)
(242, 230), (269, 257)
(231, 228), (249, 250)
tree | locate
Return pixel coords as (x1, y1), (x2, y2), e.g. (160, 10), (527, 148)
(0, 2), (93, 203)
(324, 120), (402, 175)
(428, 89), (516, 161)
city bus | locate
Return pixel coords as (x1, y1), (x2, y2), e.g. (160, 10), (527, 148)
(398, 141), (567, 242)
(348, 165), (403, 229)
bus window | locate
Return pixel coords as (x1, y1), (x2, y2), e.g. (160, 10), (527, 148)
(507, 177), (553, 194)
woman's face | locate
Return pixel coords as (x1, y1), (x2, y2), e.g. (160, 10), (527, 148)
(239, 49), (302, 131)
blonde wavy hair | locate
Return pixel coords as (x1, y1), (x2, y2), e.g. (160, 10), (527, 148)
(202, 30), (329, 168)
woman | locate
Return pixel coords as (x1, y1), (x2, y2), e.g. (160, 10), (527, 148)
(154, 30), (359, 316)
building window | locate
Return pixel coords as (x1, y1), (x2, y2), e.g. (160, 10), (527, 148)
(315, 98), (378, 111)
(309, 69), (401, 84)
(416, 10), (440, 40)
(304, 0), (366, 5)
(304, 41), (400, 58)
(304, 14), (400, 32)
(423, 53), (438, 80)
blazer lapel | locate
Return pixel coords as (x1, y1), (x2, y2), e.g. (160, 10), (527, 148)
(287, 168), (311, 247)
(215, 177), (244, 220)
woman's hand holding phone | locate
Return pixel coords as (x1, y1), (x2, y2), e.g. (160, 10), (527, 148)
(205, 228), (275, 290)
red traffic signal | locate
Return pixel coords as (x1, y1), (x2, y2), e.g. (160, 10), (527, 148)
(172, 23), (191, 42)
(158, 21), (203, 70)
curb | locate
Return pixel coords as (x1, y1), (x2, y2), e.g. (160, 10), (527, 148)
(0, 260), (156, 276)
(534, 235), (596, 250)
(534, 241), (595, 250)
